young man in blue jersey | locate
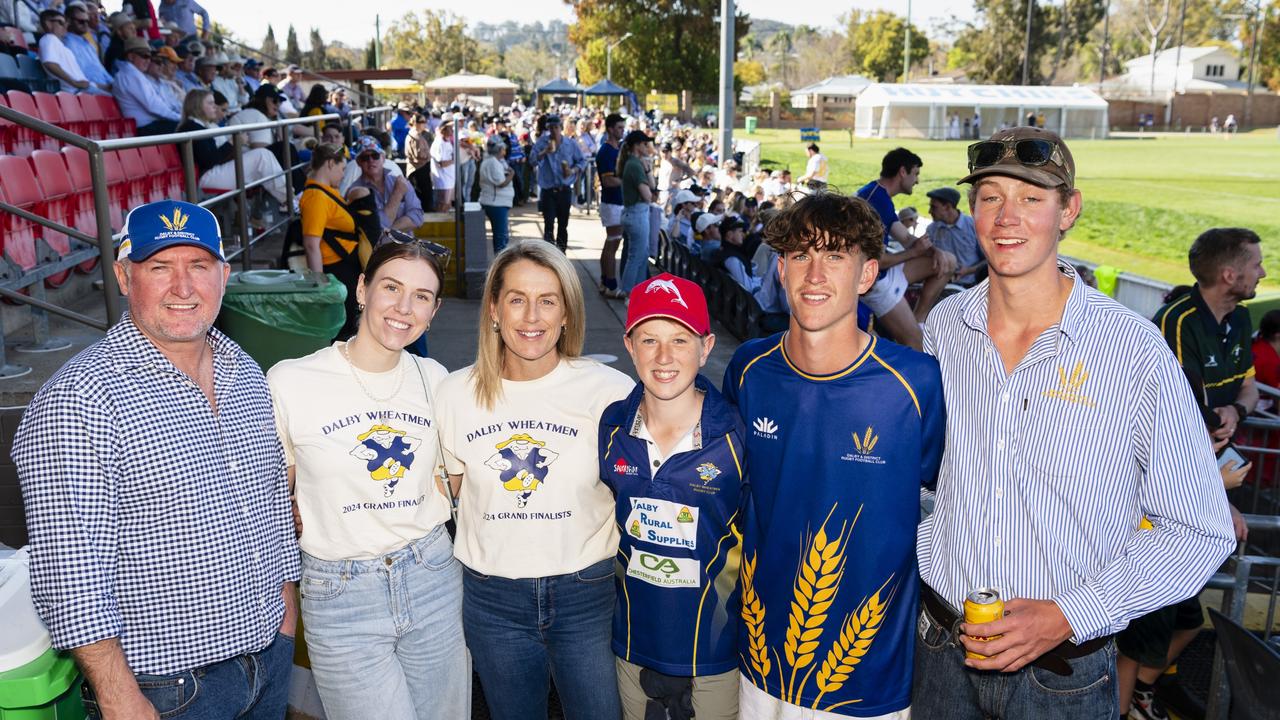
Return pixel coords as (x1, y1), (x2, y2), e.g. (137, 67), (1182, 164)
(915, 127), (1234, 719)
(722, 193), (946, 719)
(599, 273), (747, 720)
(855, 148), (956, 351)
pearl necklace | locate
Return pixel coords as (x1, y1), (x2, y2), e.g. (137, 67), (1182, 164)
(339, 341), (405, 403)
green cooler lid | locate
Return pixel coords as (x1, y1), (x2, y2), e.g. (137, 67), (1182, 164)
(225, 270), (336, 295)
(0, 648), (78, 708)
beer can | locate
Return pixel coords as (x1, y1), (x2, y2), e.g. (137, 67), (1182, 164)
(963, 587), (1004, 660)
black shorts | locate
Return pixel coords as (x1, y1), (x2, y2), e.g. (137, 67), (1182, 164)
(1116, 595), (1204, 667)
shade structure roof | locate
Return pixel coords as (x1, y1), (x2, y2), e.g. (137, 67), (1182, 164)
(537, 78), (583, 94)
(584, 78), (630, 96)
(421, 72), (519, 91)
(856, 83), (1109, 110)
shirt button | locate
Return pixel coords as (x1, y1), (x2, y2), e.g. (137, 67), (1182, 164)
(996, 439), (1005, 451)
(996, 487), (1003, 499)
(994, 536), (1001, 547)
(1000, 393), (1009, 403)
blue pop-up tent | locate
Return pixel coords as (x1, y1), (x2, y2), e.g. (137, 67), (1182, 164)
(584, 78), (638, 113)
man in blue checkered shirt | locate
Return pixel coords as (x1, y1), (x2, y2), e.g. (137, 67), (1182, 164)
(12, 201), (300, 719)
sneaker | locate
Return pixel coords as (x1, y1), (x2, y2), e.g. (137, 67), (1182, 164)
(1129, 686), (1169, 720)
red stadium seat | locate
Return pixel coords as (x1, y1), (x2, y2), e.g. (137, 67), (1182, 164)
(77, 92), (112, 139)
(54, 92), (94, 138)
(28, 150), (75, 287)
(140, 145), (182, 201)
(29, 91), (64, 150)
(3, 90), (40, 156)
(59, 146), (107, 272)
(0, 155), (43, 270)
(0, 94), (19, 154)
(114, 148), (149, 209)
(90, 95), (135, 138)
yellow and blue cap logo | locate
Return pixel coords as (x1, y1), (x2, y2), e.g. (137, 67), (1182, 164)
(118, 200), (224, 262)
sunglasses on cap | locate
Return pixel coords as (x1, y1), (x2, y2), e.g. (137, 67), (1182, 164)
(380, 229), (452, 270)
(966, 138), (1068, 174)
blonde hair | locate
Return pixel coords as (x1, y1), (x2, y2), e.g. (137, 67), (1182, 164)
(470, 241), (586, 410)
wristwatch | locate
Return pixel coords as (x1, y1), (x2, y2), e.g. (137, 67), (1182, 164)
(1232, 402), (1249, 422)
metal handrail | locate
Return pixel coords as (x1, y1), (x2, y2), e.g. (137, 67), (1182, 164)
(0, 103), (392, 346)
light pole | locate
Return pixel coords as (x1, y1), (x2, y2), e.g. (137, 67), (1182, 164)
(903, 0), (913, 81)
(718, 0), (735, 168)
(1098, 0), (1110, 92)
(1022, 0), (1034, 85)
(606, 32), (633, 82)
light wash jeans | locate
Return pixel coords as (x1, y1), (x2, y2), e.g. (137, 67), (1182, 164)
(300, 524), (469, 720)
(463, 557), (620, 720)
(82, 633), (294, 719)
(620, 204), (651, 293)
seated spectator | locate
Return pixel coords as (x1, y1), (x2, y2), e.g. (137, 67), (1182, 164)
(83, 0), (111, 52)
(924, 186), (985, 287)
(177, 88), (288, 205)
(113, 37), (181, 135)
(213, 54), (248, 113)
(62, 4), (114, 91)
(121, 0), (158, 39)
(158, 0), (208, 41)
(261, 66), (280, 88)
(350, 135), (423, 233)
(321, 123), (348, 156)
(211, 88), (228, 123)
(339, 131), (402, 194)
(229, 83), (285, 150)
(102, 11), (135, 70)
(280, 63), (305, 108)
(242, 58), (261, 92)
(172, 44), (199, 89)
(37, 10), (110, 95)
(762, 170), (786, 199)
(715, 216), (758, 292)
(299, 83), (331, 134)
(147, 45), (186, 108)
(897, 206), (920, 239)
(1253, 309), (1280, 394)
(297, 142), (379, 340)
(0, 0), (39, 34)
(193, 50), (221, 90)
(666, 188), (700, 251)
(329, 88), (350, 121)
(692, 211), (722, 261)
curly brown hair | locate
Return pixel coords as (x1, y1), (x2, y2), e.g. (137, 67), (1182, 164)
(762, 191), (884, 260)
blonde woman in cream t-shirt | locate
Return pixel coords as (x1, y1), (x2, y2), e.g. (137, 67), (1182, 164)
(436, 241), (633, 720)
(268, 242), (468, 720)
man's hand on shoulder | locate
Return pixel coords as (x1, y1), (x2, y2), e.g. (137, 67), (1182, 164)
(960, 598), (1073, 672)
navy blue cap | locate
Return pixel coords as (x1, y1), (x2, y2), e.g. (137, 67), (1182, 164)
(119, 200), (224, 262)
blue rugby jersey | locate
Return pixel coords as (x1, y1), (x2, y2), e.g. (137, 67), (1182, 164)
(599, 376), (748, 676)
(723, 333), (945, 716)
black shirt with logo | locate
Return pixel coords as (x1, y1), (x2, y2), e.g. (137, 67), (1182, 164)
(1152, 285), (1254, 410)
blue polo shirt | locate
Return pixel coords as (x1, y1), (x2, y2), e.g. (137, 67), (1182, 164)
(599, 376), (748, 676)
(597, 141), (623, 206)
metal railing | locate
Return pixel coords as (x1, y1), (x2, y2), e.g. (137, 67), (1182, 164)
(0, 102), (391, 377)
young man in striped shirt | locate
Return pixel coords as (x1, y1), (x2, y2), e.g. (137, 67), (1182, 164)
(915, 127), (1235, 719)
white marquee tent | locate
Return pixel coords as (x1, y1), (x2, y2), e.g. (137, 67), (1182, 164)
(854, 84), (1109, 139)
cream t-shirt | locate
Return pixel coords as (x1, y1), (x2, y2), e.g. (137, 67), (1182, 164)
(436, 358), (634, 578)
(268, 343), (452, 561)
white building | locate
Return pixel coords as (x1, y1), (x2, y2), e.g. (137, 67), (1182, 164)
(1105, 46), (1247, 98)
(854, 83), (1109, 139)
(790, 75), (873, 109)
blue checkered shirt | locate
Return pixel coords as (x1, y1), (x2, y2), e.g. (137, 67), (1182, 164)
(12, 315), (300, 675)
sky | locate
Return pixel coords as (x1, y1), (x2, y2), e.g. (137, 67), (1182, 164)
(211, 0), (976, 52)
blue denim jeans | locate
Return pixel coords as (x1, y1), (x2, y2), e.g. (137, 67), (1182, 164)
(463, 557), (620, 720)
(619, 204), (650, 293)
(82, 632), (293, 719)
(911, 606), (1118, 719)
(482, 204), (511, 253)
(300, 525), (469, 720)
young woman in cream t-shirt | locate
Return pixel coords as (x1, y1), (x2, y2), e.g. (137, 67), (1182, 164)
(435, 241), (633, 720)
(268, 242), (468, 720)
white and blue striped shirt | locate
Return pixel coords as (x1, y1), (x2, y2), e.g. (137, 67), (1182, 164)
(918, 263), (1235, 643)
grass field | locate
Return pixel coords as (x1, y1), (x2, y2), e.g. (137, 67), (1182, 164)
(747, 128), (1280, 289)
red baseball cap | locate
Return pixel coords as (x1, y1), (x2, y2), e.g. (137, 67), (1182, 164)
(625, 273), (710, 336)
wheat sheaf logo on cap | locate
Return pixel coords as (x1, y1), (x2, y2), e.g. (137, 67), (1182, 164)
(158, 207), (189, 233)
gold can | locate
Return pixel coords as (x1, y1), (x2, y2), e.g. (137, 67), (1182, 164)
(963, 588), (1005, 660)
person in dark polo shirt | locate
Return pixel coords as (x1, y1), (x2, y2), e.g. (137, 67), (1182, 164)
(1127, 227), (1262, 720)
